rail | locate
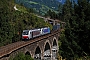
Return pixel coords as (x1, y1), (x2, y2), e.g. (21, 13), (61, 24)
(0, 29), (61, 58)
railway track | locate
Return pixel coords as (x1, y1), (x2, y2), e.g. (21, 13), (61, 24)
(0, 29), (60, 58)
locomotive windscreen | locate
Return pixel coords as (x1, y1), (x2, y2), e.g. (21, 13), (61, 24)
(22, 30), (29, 35)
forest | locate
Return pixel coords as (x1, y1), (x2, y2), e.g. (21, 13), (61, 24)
(0, 0), (52, 47)
(57, 0), (90, 60)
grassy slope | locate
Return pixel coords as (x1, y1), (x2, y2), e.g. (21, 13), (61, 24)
(35, 1), (58, 14)
(15, 4), (28, 13)
(15, 0), (60, 15)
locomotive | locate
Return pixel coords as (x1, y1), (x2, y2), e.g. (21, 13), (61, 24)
(22, 27), (50, 40)
(22, 24), (60, 40)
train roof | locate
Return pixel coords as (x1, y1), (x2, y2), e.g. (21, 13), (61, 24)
(23, 27), (50, 32)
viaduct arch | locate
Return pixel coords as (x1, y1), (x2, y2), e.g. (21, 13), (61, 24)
(0, 33), (59, 60)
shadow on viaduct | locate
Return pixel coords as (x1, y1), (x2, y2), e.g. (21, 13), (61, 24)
(0, 33), (59, 60)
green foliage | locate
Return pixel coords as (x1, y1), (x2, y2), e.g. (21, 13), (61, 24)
(15, 0), (60, 15)
(59, 0), (90, 59)
(9, 52), (34, 60)
(0, 0), (13, 46)
(13, 52), (25, 60)
(25, 55), (34, 60)
(59, 29), (82, 60)
(45, 10), (58, 19)
(45, 22), (53, 30)
(0, 0), (51, 46)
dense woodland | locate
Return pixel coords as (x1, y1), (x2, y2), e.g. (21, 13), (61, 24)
(46, 0), (90, 59)
(0, 0), (52, 46)
(58, 0), (90, 60)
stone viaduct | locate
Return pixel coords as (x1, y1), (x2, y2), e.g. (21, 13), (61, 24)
(0, 30), (60, 60)
(37, 15), (65, 28)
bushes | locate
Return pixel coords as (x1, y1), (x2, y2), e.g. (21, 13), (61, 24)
(9, 52), (34, 60)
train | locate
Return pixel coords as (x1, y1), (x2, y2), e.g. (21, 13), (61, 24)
(22, 27), (50, 40)
(22, 24), (60, 40)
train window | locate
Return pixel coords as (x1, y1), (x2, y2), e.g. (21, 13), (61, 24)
(22, 31), (29, 35)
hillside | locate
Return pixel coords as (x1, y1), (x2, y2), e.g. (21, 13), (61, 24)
(0, 0), (52, 46)
(15, 0), (62, 15)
